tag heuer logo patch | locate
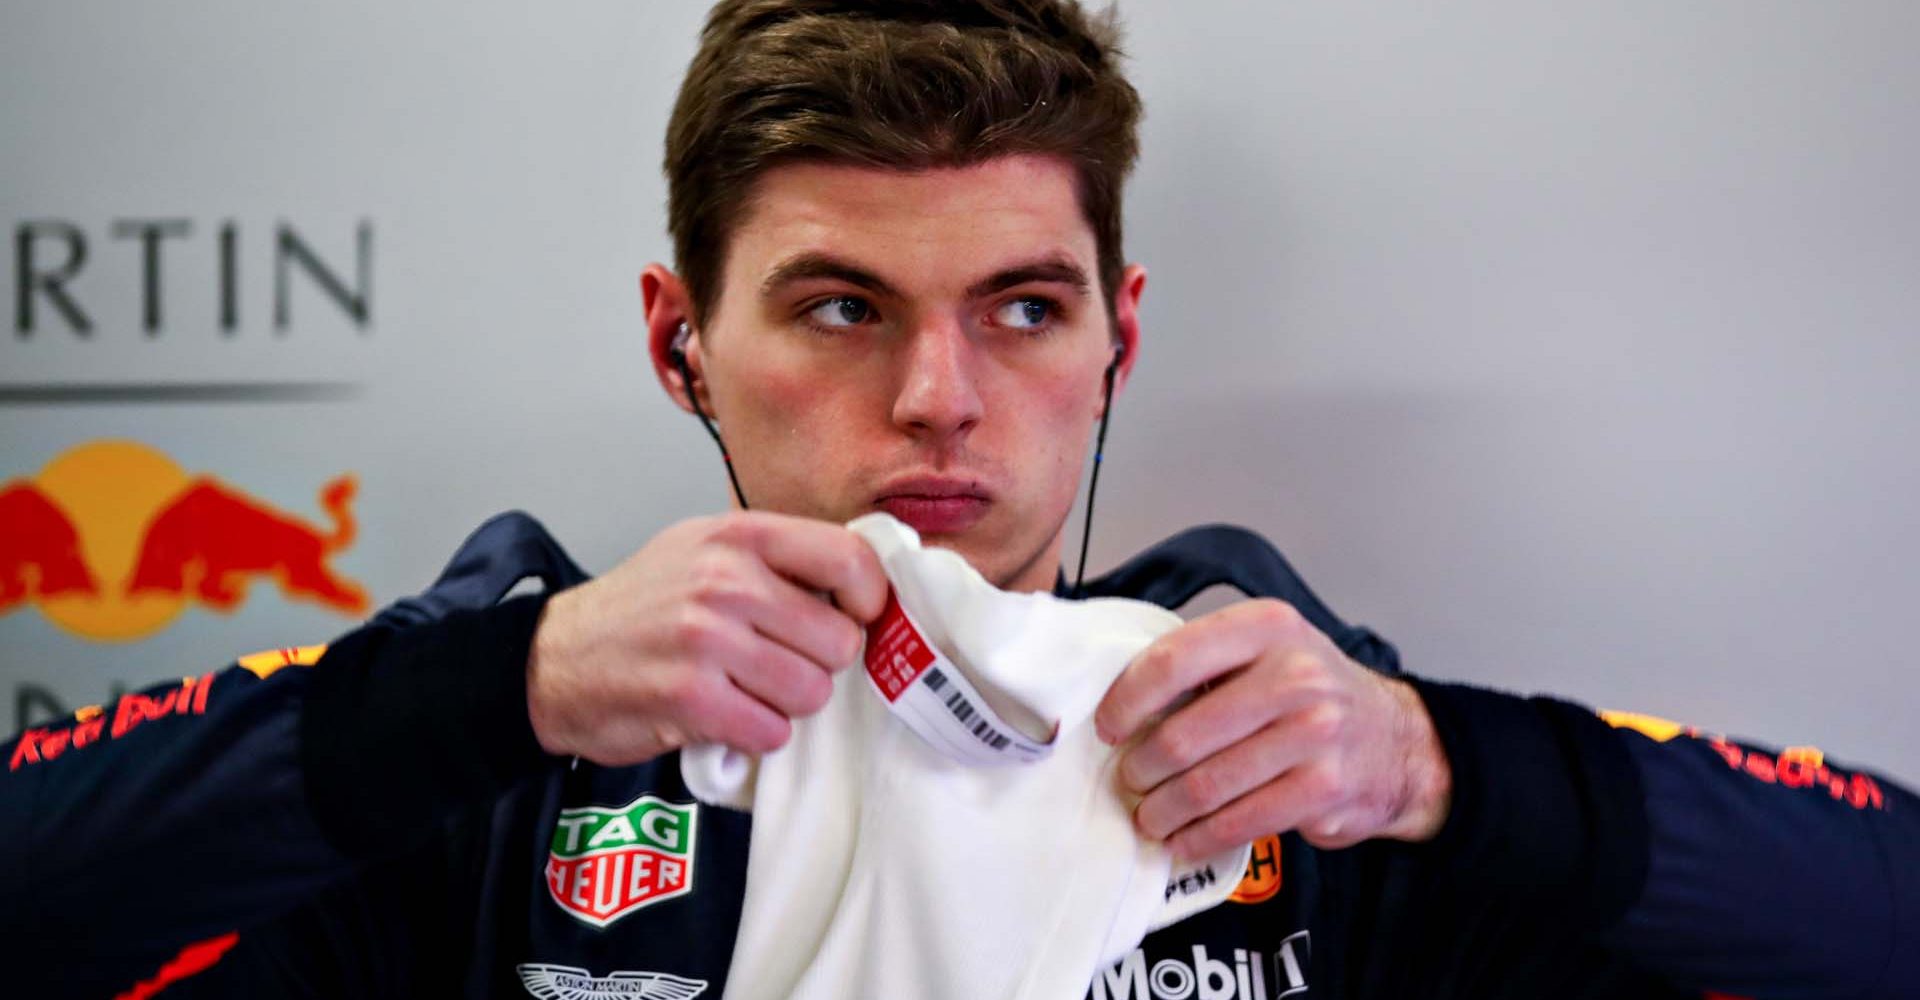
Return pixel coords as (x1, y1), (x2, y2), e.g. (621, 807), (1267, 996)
(545, 795), (699, 927)
(517, 963), (708, 1000)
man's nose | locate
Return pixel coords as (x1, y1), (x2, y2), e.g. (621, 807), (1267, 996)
(891, 320), (985, 441)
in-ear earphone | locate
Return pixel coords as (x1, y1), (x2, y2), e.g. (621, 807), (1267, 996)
(1073, 342), (1125, 595)
(671, 322), (751, 510)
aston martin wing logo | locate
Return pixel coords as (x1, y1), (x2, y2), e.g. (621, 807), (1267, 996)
(516, 963), (709, 1000)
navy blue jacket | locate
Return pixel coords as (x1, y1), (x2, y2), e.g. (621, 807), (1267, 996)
(3, 512), (1914, 999)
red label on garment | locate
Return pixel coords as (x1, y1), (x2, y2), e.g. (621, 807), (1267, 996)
(864, 590), (936, 702)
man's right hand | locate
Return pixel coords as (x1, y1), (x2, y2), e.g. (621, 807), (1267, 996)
(525, 511), (889, 766)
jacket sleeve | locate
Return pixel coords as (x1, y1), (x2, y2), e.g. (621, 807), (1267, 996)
(1405, 678), (1920, 1000)
(0, 594), (557, 991)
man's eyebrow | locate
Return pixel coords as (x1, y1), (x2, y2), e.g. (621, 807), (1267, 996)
(759, 253), (902, 299)
(963, 257), (1092, 300)
(759, 252), (1093, 303)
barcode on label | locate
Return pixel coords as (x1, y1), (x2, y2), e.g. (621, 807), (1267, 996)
(923, 667), (1011, 751)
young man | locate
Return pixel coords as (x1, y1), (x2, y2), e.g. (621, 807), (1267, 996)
(3, 1), (1915, 997)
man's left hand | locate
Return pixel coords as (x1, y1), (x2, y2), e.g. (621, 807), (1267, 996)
(1094, 598), (1452, 860)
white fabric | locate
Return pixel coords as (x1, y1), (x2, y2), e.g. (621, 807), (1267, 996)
(681, 514), (1249, 1000)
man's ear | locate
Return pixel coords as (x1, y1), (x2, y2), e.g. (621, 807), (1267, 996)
(642, 264), (703, 416)
(1105, 263), (1147, 410)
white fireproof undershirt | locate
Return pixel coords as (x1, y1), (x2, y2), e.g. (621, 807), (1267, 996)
(682, 514), (1249, 1000)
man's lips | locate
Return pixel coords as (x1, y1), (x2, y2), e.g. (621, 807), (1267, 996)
(874, 478), (991, 534)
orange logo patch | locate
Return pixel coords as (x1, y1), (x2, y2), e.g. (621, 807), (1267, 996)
(1228, 833), (1282, 904)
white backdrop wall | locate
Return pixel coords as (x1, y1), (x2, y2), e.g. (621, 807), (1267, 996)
(3, 1), (1917, 783)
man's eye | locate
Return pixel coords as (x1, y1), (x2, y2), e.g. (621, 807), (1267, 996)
(992, 297), (1053, 330)
(806, 296), (873, 328)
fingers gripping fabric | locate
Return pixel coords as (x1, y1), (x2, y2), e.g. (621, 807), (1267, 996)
(680, 514), (1249, 1000)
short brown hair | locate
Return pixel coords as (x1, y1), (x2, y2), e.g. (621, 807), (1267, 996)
(665, 0), (1143, 325)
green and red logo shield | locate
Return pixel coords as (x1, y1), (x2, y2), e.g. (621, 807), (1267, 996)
(545, 795), (699, 928)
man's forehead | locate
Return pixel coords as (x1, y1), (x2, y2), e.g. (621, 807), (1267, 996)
(726, 155), (1099, 294)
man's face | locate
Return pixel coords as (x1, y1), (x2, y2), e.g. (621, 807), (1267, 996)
(649, 154), (1142, 592)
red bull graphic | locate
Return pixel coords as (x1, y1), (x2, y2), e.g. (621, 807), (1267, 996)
(1703, 737), (1886, 811)
(0, 481), (100, 608)
(235, 644), (329, 680)
(1601, 709), (1887, 812)
(127, 475), (363, 613)
(112, 931), (241, 1000)
(9, 673), (214, 771)
(6, 645), (331, 771)
(0, 440), (368, 642)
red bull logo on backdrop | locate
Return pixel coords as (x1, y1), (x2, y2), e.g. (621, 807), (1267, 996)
(0, 439), (368, 642)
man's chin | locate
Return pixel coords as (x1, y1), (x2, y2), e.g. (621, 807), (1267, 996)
(928, 525), (1060, 594)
